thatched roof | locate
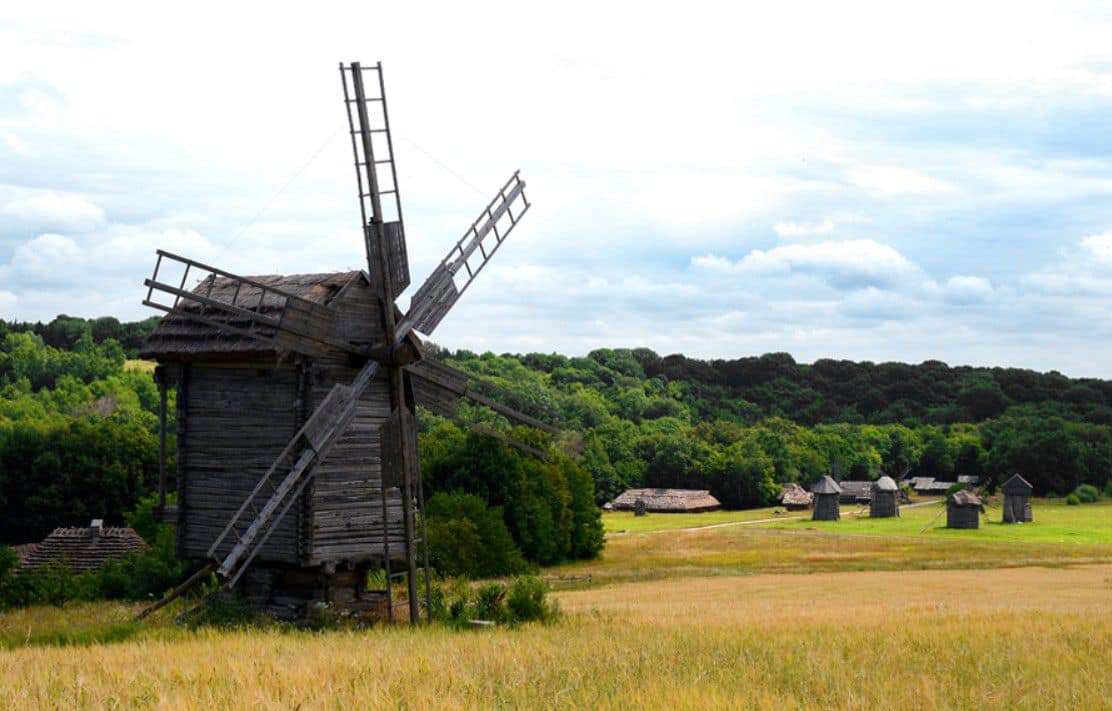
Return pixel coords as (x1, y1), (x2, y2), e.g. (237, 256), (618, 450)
(957, 474), (981, 485)
(610, 488), (721, 512)
(1002, 473), (1033, 494)
(948, 490), (984, 509)
(20, 521), (148, 573)
(779, 483), (813, 507)
(811, 476), (842, 495)
(140, 271), (365, 358)
(910, 477), (954, 492)
(837, 480), (873, 501)
(11, 543), (38, 564)
(873, 476), (899, 492)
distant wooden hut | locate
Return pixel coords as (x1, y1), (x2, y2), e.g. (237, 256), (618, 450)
(610, 489), (721, 513)
(19, 520), (147, 573)
(836, 480), (872, 504)
(779, 483), (813, 511)
(811, 476), (842, 521)
(910, 477), (954, 495)
(870, 476), (900, 518)
(946, 490), (984, 530)
(1002, 473), (1033, 524)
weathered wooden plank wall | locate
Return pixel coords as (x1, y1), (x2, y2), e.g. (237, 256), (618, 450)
(178, 364), (302, 564)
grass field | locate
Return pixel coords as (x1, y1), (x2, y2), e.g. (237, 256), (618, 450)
(123, 359), (156, 374)
(2, 499), (1110, 708)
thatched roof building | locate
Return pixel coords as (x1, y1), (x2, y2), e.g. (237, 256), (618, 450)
(1002, 473), (1033, 524)
(140, 271), (364, 359)
(811, 476), (842, 521)
(946, 490), (984, 530)
(779, 483), (813, 510)
(19, 520), (148, 573)
(837, 480), (873, 504)
(609, 489), (721, 513)
(870, 476), (899, 518)
(909, 477), (954, 494)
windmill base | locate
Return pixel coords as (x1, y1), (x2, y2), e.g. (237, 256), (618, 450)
(235, 565), (394, 621)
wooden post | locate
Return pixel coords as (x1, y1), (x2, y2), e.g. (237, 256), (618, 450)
(156, 366), (168, 510)
(351, 62), (421, 624)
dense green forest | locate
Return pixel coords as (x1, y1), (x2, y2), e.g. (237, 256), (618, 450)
(1, 315), (1110, 567)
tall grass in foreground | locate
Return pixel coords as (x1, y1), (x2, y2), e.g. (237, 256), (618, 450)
(1, 565), (1108, 709)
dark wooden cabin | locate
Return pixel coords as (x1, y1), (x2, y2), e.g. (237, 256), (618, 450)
(870, 476), (899, 518)
(1001, 473), (1033, 524)
(946, 490), (984, 529)
(141, 271), (410, 611)
(811, 476), (842, 521)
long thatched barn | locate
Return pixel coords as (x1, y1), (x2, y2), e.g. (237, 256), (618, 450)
(609, 489), (721, 513)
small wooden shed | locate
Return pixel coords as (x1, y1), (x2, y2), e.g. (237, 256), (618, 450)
(779, 483), (813, 511)
(870, 476), (900, 518)
(19, 520), (148, 573)
(1001, 473), (1033, 524)
(946, 490), (984, 530)
(811, 476), (842, 521)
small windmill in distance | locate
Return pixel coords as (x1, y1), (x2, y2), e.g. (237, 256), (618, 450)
(137, 62), (557, 622)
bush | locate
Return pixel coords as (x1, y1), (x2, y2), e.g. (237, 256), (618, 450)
(426, 492), (530, 579)
(1074, 484), (1100, 503)
(1106, 480), (1112, 498)
(433, 576), (558, 628)
(1066, 494), (1081, 506)
(505, 576), (559, 624)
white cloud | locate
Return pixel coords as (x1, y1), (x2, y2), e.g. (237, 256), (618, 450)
(693, 239), (919, 290)
(1023, 230), (1112, 297)
(774, 219), (835, 238)
(942, 275), (994, 304)
(1080, 231), (1112, 263)
(0, 290), (17, 312)
(1, 191), (105, 231)
(847, 165), (954, 196)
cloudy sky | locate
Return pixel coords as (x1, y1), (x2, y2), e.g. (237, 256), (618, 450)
(2, 2), (1112, 375)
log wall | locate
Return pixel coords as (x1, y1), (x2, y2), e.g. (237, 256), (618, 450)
(177, 363), (302, 564)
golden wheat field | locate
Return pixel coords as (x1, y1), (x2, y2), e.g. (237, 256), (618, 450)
(1, 564), (1110, 709)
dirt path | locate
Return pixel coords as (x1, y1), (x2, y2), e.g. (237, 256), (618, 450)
(629, 498), (944, 535)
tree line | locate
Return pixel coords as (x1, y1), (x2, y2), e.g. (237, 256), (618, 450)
(2, 317), (1111, 578)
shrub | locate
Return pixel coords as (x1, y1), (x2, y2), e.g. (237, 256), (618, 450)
(1106, 480), (1112, 498)
(1066, 494), (1081, 506)
(1074, 484), (1100, 503)
(505, 576), (559, 624)
(433, 576), (559, 628)
(426, 492), (530, 579)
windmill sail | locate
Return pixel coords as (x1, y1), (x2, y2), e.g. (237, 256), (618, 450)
(405, 172), (529, 335)
(341, 62), (410, 299)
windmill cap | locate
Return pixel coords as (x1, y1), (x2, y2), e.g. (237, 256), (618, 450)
(1001, 473), (1033, 493)
(811, 476), (843, 495)
(873, 476), (898, 491)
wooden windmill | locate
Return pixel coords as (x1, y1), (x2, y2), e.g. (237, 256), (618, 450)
(138, 62), (554, 622)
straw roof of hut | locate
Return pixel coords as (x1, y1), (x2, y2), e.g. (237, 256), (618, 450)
(811, 476), (843, 495)
(140, 271), (366, 358)
(20, 521), (148, 573)
(1002, 473), (1033, 494)
(610, 488), (721, 513)
(779, 483), (813, 507)
(873, 476), (898, 492)
(11, 543), (38, 565)
(837, 480), (873, 502)
(948, 490), (984, 509)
